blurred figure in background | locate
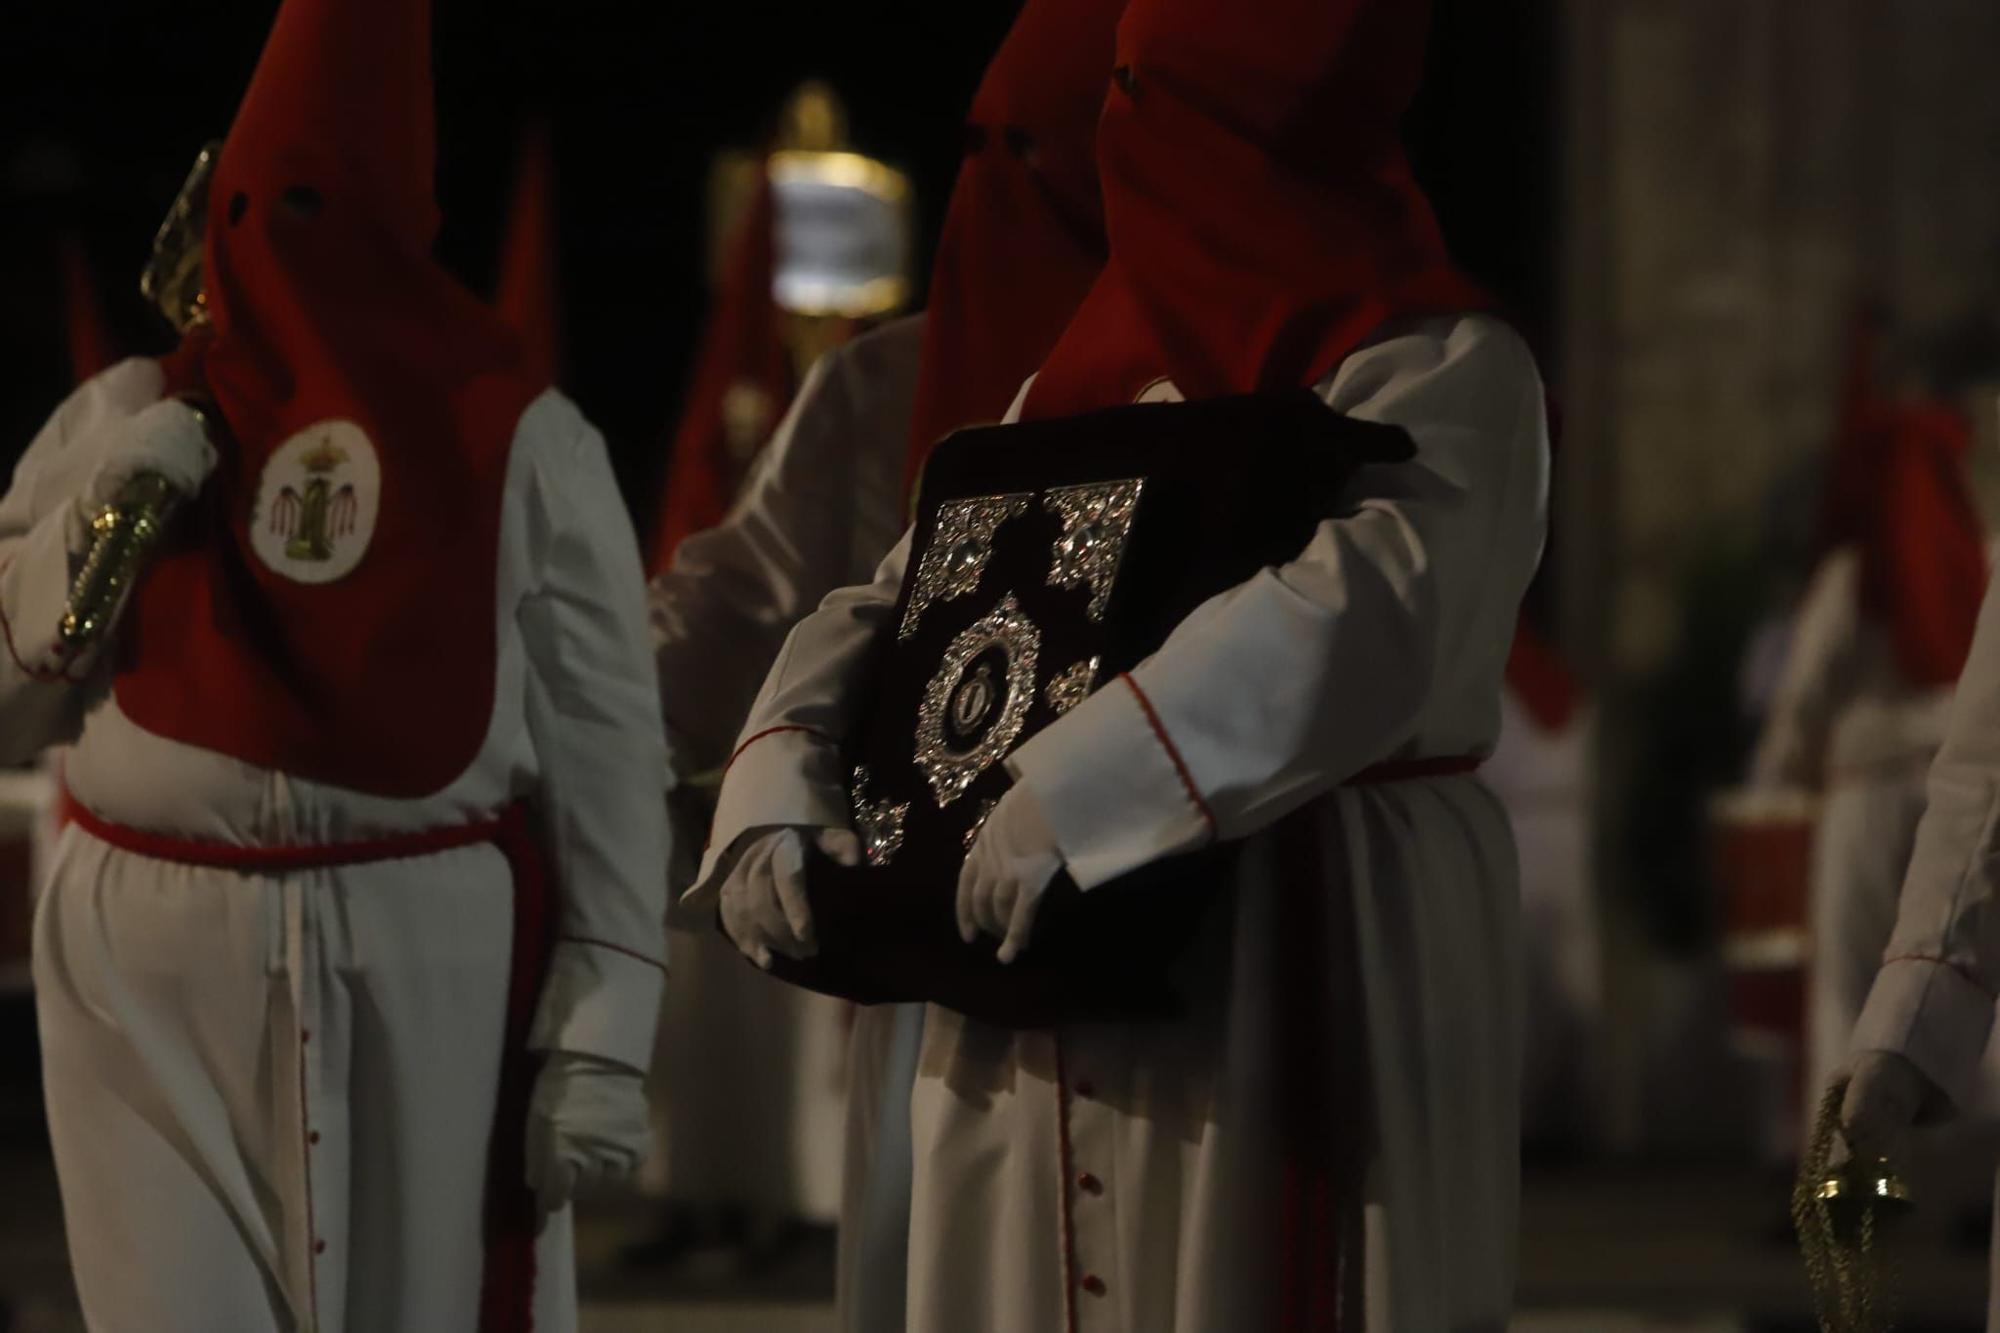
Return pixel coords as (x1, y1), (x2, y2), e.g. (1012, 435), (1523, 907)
(1842, 394), (2000, 1329)
(641, 83), (917, 1273)
(645, 5), (1123, 1322)
(1753, 320), (1990, 1127)
(1489, 622), (1603, 1149)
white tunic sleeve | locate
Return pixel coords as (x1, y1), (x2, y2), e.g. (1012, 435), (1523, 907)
(689, 315), (1548, 899)
(0, 359), (165, 764)
(1748, 549), (1862, 791)
(685, 532), (913, 903)
(517, 399), (671, 1073)
(1010, 316), (1549, 888)
(1850, 569), (2000, 1109)
(649, 315), (921, 781)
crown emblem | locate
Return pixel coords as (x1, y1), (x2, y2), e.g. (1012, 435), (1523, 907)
(301, 435), (349, 475)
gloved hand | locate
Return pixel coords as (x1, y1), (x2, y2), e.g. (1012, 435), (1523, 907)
(78, 398), (217, 519)
(526, 1051), (652, 1228)
(718, 826), (863, 969)
(1839, 1050), (1939, 1164)
(957, 784), (1067, 965)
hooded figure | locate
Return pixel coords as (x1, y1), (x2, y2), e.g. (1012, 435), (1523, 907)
(1838, 385), (2000, 1328)
(1751, 320), (1991, 1123)
(496, 121), (566, 391)
(0, 0), (668, 1328)
(690, 0), (1551, 1326)
(644, 4), (1127, 1324)
(1753, 324), (1998, 1253)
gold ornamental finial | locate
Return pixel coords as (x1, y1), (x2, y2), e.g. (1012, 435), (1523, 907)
(777, 81), (849, 154)
(141, 141), (224, 334)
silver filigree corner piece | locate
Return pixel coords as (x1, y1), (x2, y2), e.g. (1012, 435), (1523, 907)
(1044, 479), (1143, 622)
(850, 765), (909, 867)
(915, 593), (1043, 808)
(1045, 656), (1102, 717)
(898, 493), (1033, 640)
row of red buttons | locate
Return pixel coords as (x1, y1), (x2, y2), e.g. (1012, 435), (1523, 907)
(304, 1028), (327, 1255)
(1073, 1073), (1107, 1300)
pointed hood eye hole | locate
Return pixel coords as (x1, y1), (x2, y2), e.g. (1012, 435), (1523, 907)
(279, 185), (324, 220)
(228, 192), (250, 227)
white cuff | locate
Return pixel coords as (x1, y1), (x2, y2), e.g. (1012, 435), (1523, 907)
(1006, 675), (1213, 891)
(684, 725), (850, 911)
(528, 937), (669, 1074)
(1851, 955), (1998, 1113)
(0, 503), (91, 682)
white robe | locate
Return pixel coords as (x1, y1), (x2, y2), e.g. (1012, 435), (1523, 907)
(1752, 547), (1958, 1105)
(0, 359), (669, 1333)
(693, 313), (1549, 1332)
(1485, 690), (1600, 1144)
(647, 318), (924, 1249)
(1850, 535), (2000, 1331)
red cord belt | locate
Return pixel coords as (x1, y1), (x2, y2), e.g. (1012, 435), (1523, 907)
(63, 790), (524, 870)
(64, 787), (553, 1333)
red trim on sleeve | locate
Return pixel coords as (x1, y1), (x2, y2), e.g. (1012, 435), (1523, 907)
(722, 724), (834, 779)
(1118, 673), (1218, 838)
(1882, 953), (1998, 1000)
(559, 935), (668, 975)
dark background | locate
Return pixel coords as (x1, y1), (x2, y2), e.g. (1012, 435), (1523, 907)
(0, 0), (1556, 546)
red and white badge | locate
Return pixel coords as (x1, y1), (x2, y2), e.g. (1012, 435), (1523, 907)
(249, 420), (381, 584)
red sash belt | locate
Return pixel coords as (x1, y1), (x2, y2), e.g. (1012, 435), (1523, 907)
(64, 793), (519, 870)
(63, 791), (554, 1333)
(1345, 754), (1484, 786)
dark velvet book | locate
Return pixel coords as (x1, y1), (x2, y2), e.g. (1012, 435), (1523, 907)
(749, 390), (1413, 1027)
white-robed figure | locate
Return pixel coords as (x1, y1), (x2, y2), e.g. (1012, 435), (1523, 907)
(1, 0), (667, 1328)
(1488, 627), (1602, 1144)
(649, 318), (921, 1246)
(655, 2), (1132, 1321)
(1836, 406), (2000, 1330)
(1751, 330), (1990, 1113)
(690, 0), (1549, 1327)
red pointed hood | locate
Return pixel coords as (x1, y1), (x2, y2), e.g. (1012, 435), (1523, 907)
(215, 0), (439, 254)
(901, 0), (1128, 493)
(497, 122), (564, 387)
(649, 176), (792, 573)
(1024, 0), (1488, 418)
(118, 0), (542, 800)
(1817, 316), (1988, 688)
(1505, 622), (1582, 734)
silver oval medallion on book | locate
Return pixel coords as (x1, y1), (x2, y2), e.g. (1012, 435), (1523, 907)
(915, 593), (1042, 807)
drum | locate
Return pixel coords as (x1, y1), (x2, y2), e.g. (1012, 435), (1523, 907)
(1710, 786), (1819, 1155)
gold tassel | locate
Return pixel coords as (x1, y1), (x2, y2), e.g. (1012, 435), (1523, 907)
(1793, 1078), (1913, 1332)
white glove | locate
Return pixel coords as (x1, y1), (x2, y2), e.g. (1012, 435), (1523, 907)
(957, 784), (1067, 965)
(78, 398), (217, 520)
(718, 826), (863, 969)
(525, 1051), (652, 1228)
(1839, 1050), (1939, 1163)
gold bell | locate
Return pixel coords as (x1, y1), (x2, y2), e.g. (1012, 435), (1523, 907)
(1815, 1159), (1914, 1241)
